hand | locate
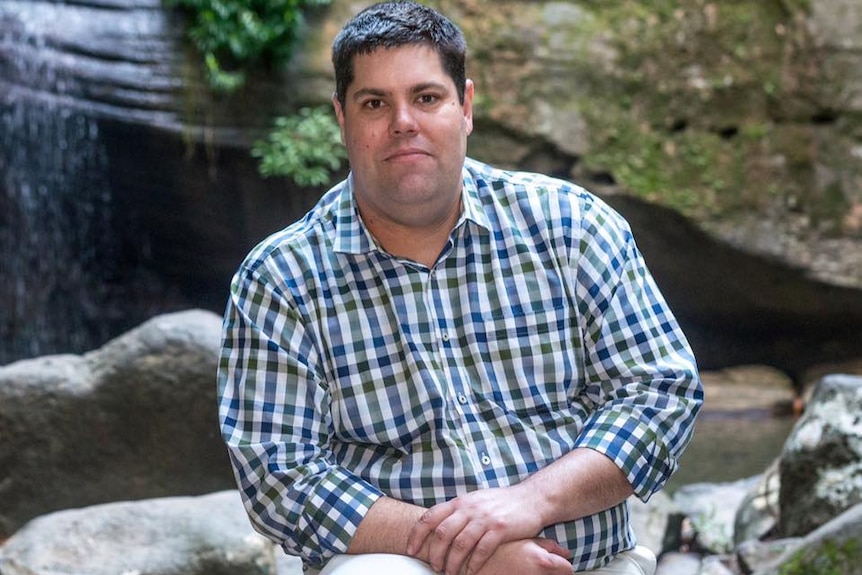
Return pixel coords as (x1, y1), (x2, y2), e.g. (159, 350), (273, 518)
(406, 484), (546, 575)
(470, 538), (572, 575)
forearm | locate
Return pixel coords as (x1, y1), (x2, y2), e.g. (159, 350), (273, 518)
(347, 497), (429, 557)
(521, 447), (633, 528)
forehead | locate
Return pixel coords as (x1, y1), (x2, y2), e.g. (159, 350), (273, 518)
(348, 44), (450, 92)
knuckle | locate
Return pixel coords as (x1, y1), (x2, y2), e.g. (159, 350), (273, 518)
(452, 536), (471, 551)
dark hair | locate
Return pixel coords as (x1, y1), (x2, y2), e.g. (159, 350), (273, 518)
(331, 1), (467, 109)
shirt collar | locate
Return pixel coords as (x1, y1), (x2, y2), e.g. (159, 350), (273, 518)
(332, 161), (492, 256)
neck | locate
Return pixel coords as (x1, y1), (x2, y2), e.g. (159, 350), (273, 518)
(361, 201), (461, 268)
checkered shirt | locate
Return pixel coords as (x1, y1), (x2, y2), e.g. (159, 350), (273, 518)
(218, 158), (703, 571)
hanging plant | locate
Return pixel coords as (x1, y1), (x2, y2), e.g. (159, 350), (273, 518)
(165, 0), (332, 92)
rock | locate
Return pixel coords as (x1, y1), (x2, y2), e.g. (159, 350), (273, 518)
(737, 538), (802, 575)
(0, 491), (275, 575)
(673, 477), (760, 554)
(753, 503), (862, 575)
(0, 310), (235, 538)
(778, 374), (862, 537)
(655, 551), (701, 575)
(629, 491), (684, 556)
(733, 459), (781, 546)
(699, 555), (737, 575)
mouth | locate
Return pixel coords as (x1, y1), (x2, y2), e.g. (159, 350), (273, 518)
(384, 148), (431, 162)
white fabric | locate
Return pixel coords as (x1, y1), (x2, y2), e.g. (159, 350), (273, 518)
(314, 553), (436, 575)
(307, 546), (657, 575)
(591, 546), (656, 574)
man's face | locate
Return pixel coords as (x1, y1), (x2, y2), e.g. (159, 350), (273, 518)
(333, 44), (474, 230)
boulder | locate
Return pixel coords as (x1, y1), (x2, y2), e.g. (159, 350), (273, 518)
(778, 374), (862, 537)
(753, 503), (862, 575)
(0, 309), (235, 539)
(0, 491), (275, 575)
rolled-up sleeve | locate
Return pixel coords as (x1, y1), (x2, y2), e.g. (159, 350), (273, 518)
(572, 199), (703, 501)
(217, 259), (383, 566)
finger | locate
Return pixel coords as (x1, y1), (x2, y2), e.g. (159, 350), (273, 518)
(441, 522), (491, 575)
(427, 514), (471, 572)
(406, 505), (452, 555)
(461, 531), (502, 575)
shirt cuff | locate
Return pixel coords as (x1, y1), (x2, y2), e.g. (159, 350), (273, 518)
(573, 408), (675, 501)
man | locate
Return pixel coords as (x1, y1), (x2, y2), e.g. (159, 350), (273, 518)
(217, 2), (703, 574)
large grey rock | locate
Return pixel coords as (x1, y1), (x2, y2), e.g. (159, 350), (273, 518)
(0, 491), (275, 575)
(0, 309), (234, 538)
(753, 503), (862, 575)
(778, 374), (862, 537)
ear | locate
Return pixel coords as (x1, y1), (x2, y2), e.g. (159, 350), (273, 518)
(463, 79), (475, 136)
(332, 92), (347, 144)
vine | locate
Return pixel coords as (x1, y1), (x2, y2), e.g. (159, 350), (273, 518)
(165, 0), (332, 92)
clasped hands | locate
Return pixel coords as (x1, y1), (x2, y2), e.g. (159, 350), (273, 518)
(404, 483), (573, 575)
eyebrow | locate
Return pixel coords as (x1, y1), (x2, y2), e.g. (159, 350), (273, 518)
(350, 81), (451, 102)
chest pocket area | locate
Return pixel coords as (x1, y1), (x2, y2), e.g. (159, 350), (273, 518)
(476, 301), (576, 419)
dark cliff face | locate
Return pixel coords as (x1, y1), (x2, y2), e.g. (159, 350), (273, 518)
(604, 195), (862, 384)
(1, 0), (861, 381)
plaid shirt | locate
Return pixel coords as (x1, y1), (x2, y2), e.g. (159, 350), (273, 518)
(218, 158), (702, 571)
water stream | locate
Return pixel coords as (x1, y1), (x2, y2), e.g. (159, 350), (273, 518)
(1, 95), (116, 360)
(0, 0), (182, 364)
(667, 410), (796, 492)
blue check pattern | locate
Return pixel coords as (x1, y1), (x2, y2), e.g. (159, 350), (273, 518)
(218, 158), (703, 571)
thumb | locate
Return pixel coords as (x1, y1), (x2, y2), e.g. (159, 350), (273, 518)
(533, 537), (572, 559)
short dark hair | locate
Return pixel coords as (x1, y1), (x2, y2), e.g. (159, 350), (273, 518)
(332, 1), (467, 109)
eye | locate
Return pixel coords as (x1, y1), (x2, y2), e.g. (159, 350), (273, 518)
(418, 93), (439, 105)
(363, 99), (384, 110)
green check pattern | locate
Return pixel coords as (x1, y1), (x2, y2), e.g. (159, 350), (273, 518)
(217, 158), (703, 571)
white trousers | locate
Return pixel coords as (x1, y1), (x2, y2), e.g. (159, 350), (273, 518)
(308, 545), (656, 575)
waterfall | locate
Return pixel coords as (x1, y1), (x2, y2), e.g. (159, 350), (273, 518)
(0, 0), (181, 364)
(1, 92), (116, 362)
(0, 0), (324, 365)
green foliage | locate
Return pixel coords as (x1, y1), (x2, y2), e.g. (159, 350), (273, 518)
(581, 108), (741, 217)
(165, 0), (332, 91)
(252, 106), (347, 187)
(779, 538), (860, 575)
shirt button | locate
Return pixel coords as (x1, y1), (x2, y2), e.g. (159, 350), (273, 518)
(441, 332), (450, 342)
(481, 453), (491, 466)
(457, 394), (468, 405)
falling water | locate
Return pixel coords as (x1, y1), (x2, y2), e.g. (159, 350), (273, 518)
(0, 0), (319, 365)
(1, 95), (116, 361)
(0, 0), (181, 364)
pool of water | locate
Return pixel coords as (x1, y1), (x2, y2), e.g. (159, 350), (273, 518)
(666, 409), (797, 492)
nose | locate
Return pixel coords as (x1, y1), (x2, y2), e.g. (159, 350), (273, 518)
(390, 103), (418, 136)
